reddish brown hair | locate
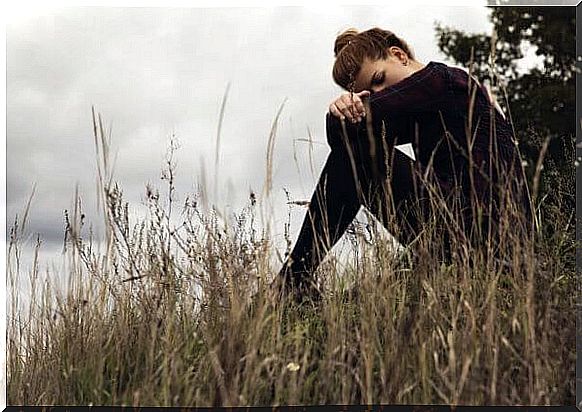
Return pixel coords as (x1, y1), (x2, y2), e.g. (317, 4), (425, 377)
(332, 27), (415, 91)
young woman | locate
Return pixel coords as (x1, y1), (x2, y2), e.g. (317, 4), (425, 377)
(277, 27), (532, 299)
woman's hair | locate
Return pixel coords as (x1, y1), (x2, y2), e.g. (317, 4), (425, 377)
(332, 27), (415, 91)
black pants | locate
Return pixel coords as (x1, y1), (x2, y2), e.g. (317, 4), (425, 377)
(277, 110), (532, 296)
(277, 114), (446, 292)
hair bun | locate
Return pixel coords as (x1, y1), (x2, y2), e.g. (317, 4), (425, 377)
(334, 28), (359, 57)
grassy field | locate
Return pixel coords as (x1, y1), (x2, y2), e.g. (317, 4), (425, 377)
(7, 107), (576, 406)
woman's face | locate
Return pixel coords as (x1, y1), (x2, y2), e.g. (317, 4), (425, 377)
(352, 47), (416, 93)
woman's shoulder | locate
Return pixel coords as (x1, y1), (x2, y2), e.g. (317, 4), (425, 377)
(394, 61), (468, 91)
(374, 61), (449, 95)
(368, 61), (458, 111)
(427, 61), (472, 83)
(434, 62), (510, 122)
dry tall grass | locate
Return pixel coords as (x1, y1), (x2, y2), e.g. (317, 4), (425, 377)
(7, 93), (575, 406)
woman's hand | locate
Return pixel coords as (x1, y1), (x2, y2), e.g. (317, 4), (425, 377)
(328, 90), (371, 123)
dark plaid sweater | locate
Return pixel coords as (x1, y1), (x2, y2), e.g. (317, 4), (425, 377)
(326, 61), (531, 223)
(278, 61), (532, 293)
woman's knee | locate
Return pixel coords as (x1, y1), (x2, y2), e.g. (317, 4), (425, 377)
(326, 112), (348, 151)
(325, 112), (373, 152)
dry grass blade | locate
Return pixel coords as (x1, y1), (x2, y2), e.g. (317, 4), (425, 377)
(19, 183), (37, 237)
(214, 82), (231, 203)
(262, 98), (287, 201)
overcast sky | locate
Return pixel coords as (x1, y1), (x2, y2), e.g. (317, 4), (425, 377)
(6, 5), (495, 274)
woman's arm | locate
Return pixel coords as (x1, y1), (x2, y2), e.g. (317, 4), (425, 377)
(368, 61), (449, 115)
(327, 62), (452, 150)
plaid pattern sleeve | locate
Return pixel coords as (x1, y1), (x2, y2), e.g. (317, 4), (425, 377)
(368, 61), (450, 116)
(324, 60), (530, 222)
(326, 62), (451, 150)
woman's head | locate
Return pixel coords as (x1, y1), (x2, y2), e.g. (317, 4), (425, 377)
(332, 27), (419, 93)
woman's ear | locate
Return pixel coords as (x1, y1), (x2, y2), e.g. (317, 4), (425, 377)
(389, 46), (409, 65)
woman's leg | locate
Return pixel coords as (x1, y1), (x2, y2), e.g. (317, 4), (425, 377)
(277, 114), (430, 295)
(364, 148), (432, 247)
(277, 144), (364, 293)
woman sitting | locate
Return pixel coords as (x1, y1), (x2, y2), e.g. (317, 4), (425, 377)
(277, 27), (532, 300)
